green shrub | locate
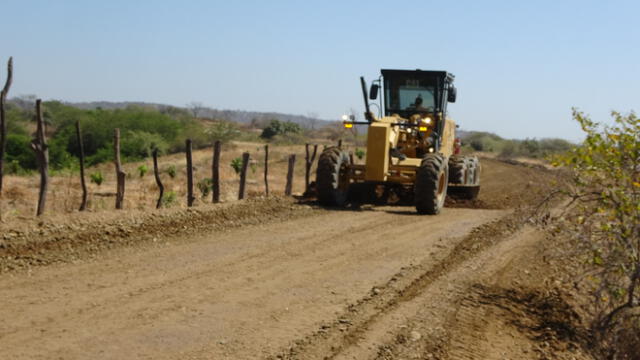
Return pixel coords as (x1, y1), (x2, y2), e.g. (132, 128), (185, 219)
(197, 178), (213, 198)
(170, 119), (209, 152)
(161, 191), (177, 207)
(260, 119), (302, 139)
(6, 159), (27, 175)
(121, 131), (169, 160)
(86, 147), (113, 166)
(462, 131), (574, 159)
(205, 120), (241, 144)
(498, 141), (517, 158)
(166, 165), (177, 178)
(355, 148), (365, 160)
(90, 171), (104, 186)
(230, 157), (242, 175)
(5, 133), (37, 170)
(137, 164), (148, 178)
(469, 138), (485, 151)
(553, 110), (640, 353)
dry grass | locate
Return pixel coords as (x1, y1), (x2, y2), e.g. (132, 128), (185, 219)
(0, 141), (349, 227)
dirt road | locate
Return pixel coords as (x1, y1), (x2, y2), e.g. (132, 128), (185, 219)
(0, 159), (588, 359)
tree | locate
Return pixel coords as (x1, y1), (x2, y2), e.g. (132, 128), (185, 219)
(554, 109), (640, 348)
(260, 119), (302, 139)
(186, 101), (205, 118)
(205, 120), (241, 144)
(307, 112), (319, 130)
(0, 57), (13, 195)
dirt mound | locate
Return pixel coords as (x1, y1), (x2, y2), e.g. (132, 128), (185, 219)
(445, 157), (561, 210)
(0, 196), (316, 273)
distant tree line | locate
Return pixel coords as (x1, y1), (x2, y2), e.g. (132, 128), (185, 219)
(2, 100), (322, 174)
(461, 131), (574, 158)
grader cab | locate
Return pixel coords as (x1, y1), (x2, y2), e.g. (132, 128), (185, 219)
(316, 69), (480, 214)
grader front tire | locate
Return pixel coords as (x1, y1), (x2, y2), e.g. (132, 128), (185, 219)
(316, 146), (350, 206)
(415, 153), (449, 215)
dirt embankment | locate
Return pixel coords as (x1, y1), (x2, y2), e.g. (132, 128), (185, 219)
(0, 157), (595, 360)
(0, 197), (316, 272)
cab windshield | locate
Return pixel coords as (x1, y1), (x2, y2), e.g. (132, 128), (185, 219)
(384, 78), (436, 115)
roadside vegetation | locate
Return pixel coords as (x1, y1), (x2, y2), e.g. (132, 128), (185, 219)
(461, 130), (574, 159)
(553, 110), (639, 357)
(2, 100), (340, 174)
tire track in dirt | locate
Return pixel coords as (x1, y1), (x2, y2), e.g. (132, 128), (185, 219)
(270, 208), (528, 360)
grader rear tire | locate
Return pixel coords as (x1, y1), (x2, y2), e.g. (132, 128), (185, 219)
(447, 155), (481, 200)
(464, 156), (481, 199)
(448, 155), (468, 184)
(316, 146), (350, 206)
(415, 153), (449, 215)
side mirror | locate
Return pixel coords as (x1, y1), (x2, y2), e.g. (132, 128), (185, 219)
(369, 84), (379, 100)
(447, 86), (457, 103)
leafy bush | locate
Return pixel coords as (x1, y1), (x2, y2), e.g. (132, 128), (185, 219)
(90, 171), (104, 186)
(260, 119), (302, 139)
(230, 157), (242, 175)
(205, 120), (241, 144)
(6, 159), (28, 175)
(170, 119), (209, 152)
(197, 178), (213, 198)
(121, 131), (168, 160)
(355, 148), (366, 160)
(553, 110), (640, 353)
(5, 133), (37, 170)
(86, 147), (113, 167)
(498, 141), (517, 158)
(161, 191), (177, 207)
(137, 164), (148, 178)
(166, 165), (177, 178)
(462, 131), (573, 159)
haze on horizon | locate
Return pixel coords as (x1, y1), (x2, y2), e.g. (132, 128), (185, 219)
(1, 0), (638, 142)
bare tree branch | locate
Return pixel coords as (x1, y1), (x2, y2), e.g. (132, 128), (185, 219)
(0, 57), (14, 195)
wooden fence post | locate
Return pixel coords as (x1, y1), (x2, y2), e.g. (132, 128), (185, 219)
(285, 154), (296, 196)
(114, 128), (126, 209)
(264, 144), (269, 196)
(152, 148), (164, 209)
(75, 121), (88, 211)
(0, 57), (13, 195)
(212, 140), (221, 203)
(30, 99), (48, 216)
(304, 143), (318, 194)
(338, 139), (343, 149)
(186, 139), (195, 207)
(238, 152), (250, 200)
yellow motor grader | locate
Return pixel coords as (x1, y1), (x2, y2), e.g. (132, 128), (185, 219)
(316, 69), (480, 214)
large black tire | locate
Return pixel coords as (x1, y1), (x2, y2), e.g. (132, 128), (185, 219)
(448, 155), (468, 184)
(468, 156), (480, 186)
(316, 146), (350, 206)
(415, 153), (449, 215)
(465, 156), (481, 199)
(448, 155), (481, 200)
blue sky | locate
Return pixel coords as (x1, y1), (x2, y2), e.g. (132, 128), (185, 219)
(1, 0), (638, 141)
